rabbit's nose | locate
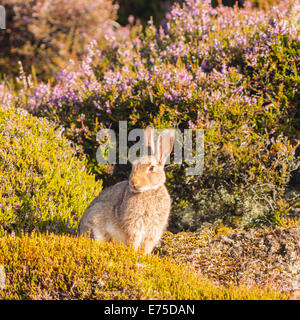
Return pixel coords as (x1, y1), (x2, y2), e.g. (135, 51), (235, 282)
(129, 178), (140, 191)
(129, 181), (137, 189)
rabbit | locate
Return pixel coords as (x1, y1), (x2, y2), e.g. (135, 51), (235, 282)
(78, 126), (175, 254)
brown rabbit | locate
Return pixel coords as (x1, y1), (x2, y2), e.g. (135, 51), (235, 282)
(78, 126), (175, 254)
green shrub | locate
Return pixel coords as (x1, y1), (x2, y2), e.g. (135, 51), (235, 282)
(0, 0), (120, 79)
(0, 233), (290, 299)
(0, 105), (102, 236)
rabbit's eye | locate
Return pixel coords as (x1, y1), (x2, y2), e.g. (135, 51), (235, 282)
(149, 166), (155, 172)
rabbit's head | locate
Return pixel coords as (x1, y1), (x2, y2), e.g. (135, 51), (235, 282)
(129, 126), (175, 193)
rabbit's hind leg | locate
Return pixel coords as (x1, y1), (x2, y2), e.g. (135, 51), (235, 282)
(142, 238), (157, 255)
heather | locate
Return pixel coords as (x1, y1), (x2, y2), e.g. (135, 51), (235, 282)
(3, 0), (298, 230)
(0, 105), (102, 237)
(0, 0), (287, 80)
(0, 0), (123, 79)
(157, 226), (300, 292)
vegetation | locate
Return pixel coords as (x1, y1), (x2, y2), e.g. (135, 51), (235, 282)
(157, 225), (300, 291)
(0, 0), (299, 300)
(0, 0), (121, 79)
(3, 0), (298, 230)
(0, 105), (102, 237)
(0, 232), (291, 299)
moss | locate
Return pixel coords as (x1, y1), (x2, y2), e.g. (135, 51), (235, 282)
(0, 233), (290, 300)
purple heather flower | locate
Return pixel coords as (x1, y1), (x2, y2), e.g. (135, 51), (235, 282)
(201, 60), (210, 72)
(128, 15), (135, 24)
(165, 12), (172, 20)
(209, 9), (218, 16)
(235, 86), (243, 93)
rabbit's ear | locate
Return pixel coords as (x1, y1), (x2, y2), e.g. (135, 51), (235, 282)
(156, 129), (175, 165)
(144, 125), (155, 156)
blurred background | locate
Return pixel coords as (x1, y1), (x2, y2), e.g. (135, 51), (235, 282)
(0, 0), (281, 80)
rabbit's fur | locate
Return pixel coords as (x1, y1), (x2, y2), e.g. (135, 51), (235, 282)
(78, 126), (175, 254)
